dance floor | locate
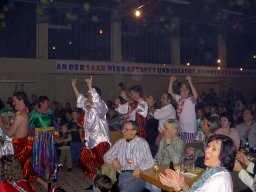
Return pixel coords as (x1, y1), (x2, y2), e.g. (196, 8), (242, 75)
(34, 168), (93, 192)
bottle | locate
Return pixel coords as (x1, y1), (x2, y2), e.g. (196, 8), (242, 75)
(169, 160), (174, 170)
(253, 146), (256, 154)
(245, 138), (250, 153)
(239, 140), (244, 151)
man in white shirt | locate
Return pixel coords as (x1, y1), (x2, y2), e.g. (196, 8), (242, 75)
(147, 93), (176, 145)
(104, 121), (154, 192)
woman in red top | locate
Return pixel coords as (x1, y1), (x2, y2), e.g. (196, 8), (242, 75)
(0, 154), (35, 192)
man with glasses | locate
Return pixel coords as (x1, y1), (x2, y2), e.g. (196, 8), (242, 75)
(104, 121), (154, 192)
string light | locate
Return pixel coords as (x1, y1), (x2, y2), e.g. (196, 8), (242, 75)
(240, 67), (243, 71)
(98, 28), (104, 35)
(217, 59), (221, 64)
(186, 62), (190, 66)
(217, 66), (221, 70)
(52, 46), (56, 50)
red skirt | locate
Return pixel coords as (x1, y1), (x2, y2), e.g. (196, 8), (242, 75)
(12, 137), (39, 182)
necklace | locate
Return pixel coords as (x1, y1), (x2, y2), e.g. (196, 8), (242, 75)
(16, 107), (28, 116)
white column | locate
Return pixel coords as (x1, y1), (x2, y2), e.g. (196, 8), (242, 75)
(111, 10), (122, 62)
(170, 18), (180, 66)
(218, 34), (227, 67)
(36, 23), (48, 59)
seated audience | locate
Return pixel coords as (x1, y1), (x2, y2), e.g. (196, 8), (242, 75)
(215, 113), (240, 149)
(155, 119), (184, 166)
(104, 121), (154, 192)
(197, 116), (219, 145)
(236, 108), (256, 148)
(159, 134), (236, 192)
(182, 142), (204, 169)
(0, 154), (35, 192)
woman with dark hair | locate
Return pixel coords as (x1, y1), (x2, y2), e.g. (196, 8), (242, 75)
(0, 154), (35, 192)
(29, 95), (59, 181)
(159, 134), (236, 192)
(216, 113), (240, 149)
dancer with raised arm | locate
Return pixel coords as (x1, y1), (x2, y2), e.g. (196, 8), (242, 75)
(71, 76), (110, 178)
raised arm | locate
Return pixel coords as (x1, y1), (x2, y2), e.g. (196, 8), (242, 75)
(186, 76), (198, 103)
(85, 75), (93, 91)
(168, 76), (177, 100)
(71, 77), (81, 98)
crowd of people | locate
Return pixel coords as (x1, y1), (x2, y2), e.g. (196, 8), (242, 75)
(0, 75), (256, 192)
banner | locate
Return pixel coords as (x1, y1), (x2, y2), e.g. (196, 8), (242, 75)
(56, 60), (256, 78)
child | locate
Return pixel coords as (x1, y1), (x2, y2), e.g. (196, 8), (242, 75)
(93, 174), (112, 192)
(57, 123), (72, 172)
(182, 142), (204, 170)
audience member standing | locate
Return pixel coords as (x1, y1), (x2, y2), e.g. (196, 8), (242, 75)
(71, 76), (110, 178)
(68, 109), (82, 168)
(168, 75), (198, 143)
(115, 85), (148, 139)
(146, 93), (176, 144)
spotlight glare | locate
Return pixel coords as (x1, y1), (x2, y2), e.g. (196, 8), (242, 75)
(240, 67), (243, 71)
(52, 46), (56, 50)
(217, 59), (221, 64)
(217, 66), (221, 70)
(98, 29), (104, 35)
(186, 62), (190, 66)
(135, 10), (141, 17)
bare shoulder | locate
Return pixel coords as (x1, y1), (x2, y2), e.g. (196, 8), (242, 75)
(15, 112), (28, 119)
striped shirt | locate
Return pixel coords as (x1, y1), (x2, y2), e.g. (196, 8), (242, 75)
(104, 136), (154, 171)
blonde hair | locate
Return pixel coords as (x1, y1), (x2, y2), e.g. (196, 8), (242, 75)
(165, 119), (180, 132)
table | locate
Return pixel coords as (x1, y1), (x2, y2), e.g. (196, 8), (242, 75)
(139, 165), (204, 192)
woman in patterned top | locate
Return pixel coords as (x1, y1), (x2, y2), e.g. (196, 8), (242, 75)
(155, 119), (184, 166)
